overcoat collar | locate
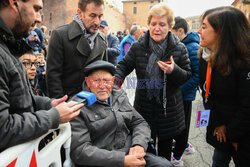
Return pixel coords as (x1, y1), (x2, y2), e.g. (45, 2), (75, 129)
(68, 21), (107, 65)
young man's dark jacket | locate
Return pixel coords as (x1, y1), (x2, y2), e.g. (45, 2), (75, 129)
(115, 31), (191, 139)
(0, 17), (60, 152)
(107, 33), (120, 66)
(46, 21), (108, 98)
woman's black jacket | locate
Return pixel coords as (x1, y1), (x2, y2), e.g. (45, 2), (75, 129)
(199, 57), (250, 152)
(115, 31), (191, 139)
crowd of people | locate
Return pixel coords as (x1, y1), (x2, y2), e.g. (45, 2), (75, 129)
(0, 0), (249, 167)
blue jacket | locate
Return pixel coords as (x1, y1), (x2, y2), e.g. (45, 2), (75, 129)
(180, 31), (200, 101)
(107, 34), (120, 66)
(25, 30), (41, 51)
(117, 36), (124, 43)
(33, 27), (45, 49)
(117, 34), (135, 62)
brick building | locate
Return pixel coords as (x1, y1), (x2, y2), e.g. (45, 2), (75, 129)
(39, 0), (126, 36)
(186, 16), (201, 31)
(122, 0), (165, 27)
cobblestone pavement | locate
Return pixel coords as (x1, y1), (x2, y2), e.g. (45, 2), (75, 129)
(182, 95), (214, 167)
(123, 71), (235, 167)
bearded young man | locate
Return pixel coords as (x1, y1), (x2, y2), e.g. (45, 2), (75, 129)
(46, 0), (108, 99)
(0, 0), (83, 152)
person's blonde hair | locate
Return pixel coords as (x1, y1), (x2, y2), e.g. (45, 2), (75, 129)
(40, 25), (47, 33)
(147, 3), (175, 29)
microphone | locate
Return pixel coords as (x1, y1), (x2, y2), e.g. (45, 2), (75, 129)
(73, 91), (97, 106)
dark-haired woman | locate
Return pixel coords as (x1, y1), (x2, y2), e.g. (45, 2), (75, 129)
(198, 6), (250, 167)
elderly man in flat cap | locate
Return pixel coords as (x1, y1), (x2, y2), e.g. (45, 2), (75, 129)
(70, 60), (173, 167)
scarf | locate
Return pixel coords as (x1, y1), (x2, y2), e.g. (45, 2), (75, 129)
(145, 37), (168, 104)
(202, 47), (211, 62)
(73, 14), (98, 50)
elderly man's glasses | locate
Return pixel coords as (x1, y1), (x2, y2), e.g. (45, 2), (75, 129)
(22, 62), (40, 69)
(86, 77), (114, 86)
(93, 78), (113, 85)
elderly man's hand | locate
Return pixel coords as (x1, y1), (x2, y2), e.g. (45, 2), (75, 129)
(129, 145), (145, 155)
(124, 153), (146, 167)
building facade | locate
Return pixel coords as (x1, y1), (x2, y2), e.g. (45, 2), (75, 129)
(39, 0), (126, 36)
(186, 16), (201, 32)
(122, 0), (165, 28)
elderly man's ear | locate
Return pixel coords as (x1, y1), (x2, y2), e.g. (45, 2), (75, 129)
(85, 77), (91, 88)
(111, 76), (115, 86)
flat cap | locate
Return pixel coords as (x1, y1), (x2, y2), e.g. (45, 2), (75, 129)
(100, 20), (108, 27)
(84, 60), (115, 76)
(117, 31), (123, 35)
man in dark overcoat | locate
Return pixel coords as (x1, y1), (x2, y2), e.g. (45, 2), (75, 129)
(46, 0), (108, 98)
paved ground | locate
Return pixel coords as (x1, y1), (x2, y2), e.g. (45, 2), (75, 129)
(123, 71), (235, 167)
(182, 94), (214, 167)
(181, 93), (234, 167)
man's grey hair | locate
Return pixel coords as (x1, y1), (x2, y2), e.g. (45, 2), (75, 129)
(78, 0), (104, 12)
(130, 25), (140, 36)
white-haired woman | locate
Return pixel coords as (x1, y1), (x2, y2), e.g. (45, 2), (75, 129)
(115, 3), (191, 166)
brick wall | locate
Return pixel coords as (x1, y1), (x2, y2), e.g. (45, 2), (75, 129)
(39, 0), (126, 36)
(123, 0), (159, 28)
(40, 0), (69, 36)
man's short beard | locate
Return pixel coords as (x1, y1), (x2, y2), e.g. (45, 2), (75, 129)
(12, 19), (29, 38)
(87, 24), (99, 34)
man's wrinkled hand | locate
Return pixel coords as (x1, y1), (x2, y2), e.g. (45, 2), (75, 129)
(129, 145), (145, 155)
(124, 153), (146, 167)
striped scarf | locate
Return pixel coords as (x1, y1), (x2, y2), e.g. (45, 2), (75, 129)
(73, 14), (98, 50)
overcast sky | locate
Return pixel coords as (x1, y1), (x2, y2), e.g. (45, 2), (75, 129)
(167, 0), (234, 17)
(111, 0), (234, 18)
